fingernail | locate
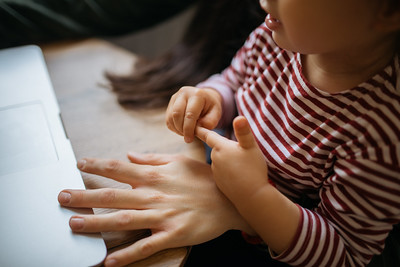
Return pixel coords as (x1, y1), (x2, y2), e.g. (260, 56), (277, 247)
(184, 136), (193, 143)
(69, 217), (84, 230)
(77, 159), (86, 170)
(105, 258), (118, 267)
(58, 192), (71, 204)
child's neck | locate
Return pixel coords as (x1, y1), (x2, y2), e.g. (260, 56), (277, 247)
(302, 37), (396, 94)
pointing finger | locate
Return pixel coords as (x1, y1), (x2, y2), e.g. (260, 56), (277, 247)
(195, 126), (226, 149)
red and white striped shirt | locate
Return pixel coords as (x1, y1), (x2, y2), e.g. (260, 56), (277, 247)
(198, 24), (400, 266)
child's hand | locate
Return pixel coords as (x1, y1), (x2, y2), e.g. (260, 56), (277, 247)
(166, 86), (222, 143)
(196, 116), (270, 204)
(197, 117), (300, 254)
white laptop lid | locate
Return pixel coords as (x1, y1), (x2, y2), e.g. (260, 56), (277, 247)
(0, 46), (107, 266)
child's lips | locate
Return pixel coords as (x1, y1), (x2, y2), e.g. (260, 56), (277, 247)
(265, 14), (281, 31)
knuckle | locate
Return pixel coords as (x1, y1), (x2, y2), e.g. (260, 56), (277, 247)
(148, 192), (164, 203)
(115, 211), (133, 227)
(204, 131), (211, 145)
(193, 88), (204, 97)
(162, 208), (178, 218)
(171, 224), (187, 240)
(172, 110), (182, 120)
(180, 86), (192, 93)
(99, 189), (116, 204)
(145, 170), (161, 185)
(185, 111), (196, 120)
(104, 159), (121, 172)
(170, 91), (179, 100)
(139, 241), (155, 257)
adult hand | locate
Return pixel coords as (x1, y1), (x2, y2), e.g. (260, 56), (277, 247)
(58, 152), (253, 267)
(196, 116), (270, 205)
(166, 86), (222, 143)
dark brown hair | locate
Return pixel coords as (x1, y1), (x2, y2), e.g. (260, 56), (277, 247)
(106, 0), (265, 108)
(384, 0), (400, 52)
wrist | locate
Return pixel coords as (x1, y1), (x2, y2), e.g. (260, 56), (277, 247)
(234, 184), (300, 254)
(216, 195), (257, 236)
(226, 179), (272, 210)
(234, 216), (257, 236)
(223, 181), (272, 235)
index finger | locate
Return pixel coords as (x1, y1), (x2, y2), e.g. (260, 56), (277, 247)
(77, 158), (152, 186)
(183, 95), (205, 143)
(195, 126), (226, 148)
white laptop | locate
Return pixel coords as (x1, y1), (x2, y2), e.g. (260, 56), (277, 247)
(0, 45), (107, 266)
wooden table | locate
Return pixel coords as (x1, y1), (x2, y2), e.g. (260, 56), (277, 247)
(42, 39), (204, 267)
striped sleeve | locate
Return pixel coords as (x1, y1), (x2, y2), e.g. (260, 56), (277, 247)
(269, 66), (400, 266)
(273, 153), (400, 266)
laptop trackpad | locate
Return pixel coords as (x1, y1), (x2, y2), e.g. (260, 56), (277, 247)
(0, 102), (58, 176)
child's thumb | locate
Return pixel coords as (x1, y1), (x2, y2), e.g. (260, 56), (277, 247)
(233, 116), (257, 149)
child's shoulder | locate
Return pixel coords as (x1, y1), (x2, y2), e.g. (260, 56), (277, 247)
(355, 55), (400, 138)
(244, 23), (277, 48)
(374, 54), (400, 95)
(252, 23), (271, 38)
(243, 23), (286, 60)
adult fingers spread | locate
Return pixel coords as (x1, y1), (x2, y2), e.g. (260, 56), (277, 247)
(58, 188), (149, 209)
(104, 232), (170, 267)
(68, 209), (159, 233)
(233, 116), (257, 149)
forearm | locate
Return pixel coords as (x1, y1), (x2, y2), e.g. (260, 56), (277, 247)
(232, 183), (300, 254)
